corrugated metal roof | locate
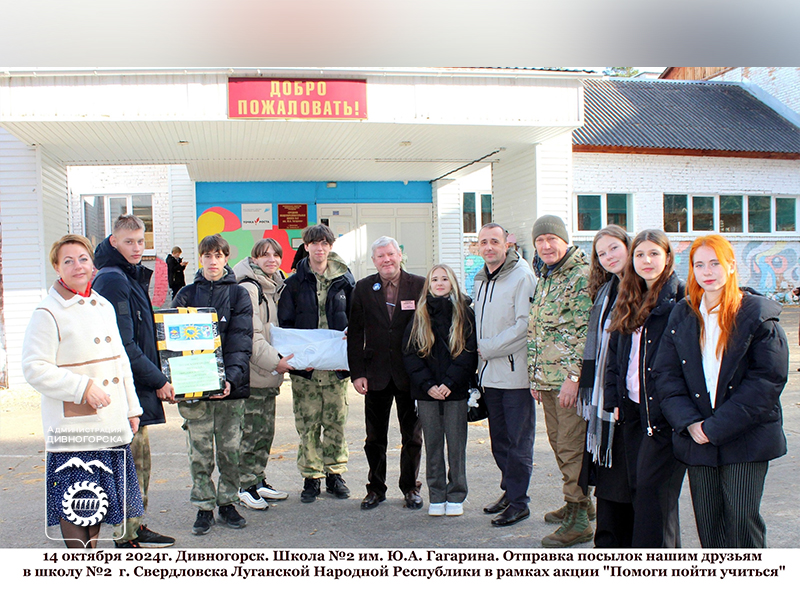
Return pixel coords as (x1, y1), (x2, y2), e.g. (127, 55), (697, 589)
(573, 79), (800, 154)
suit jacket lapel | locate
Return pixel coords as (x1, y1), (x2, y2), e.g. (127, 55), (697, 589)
(370, 274), (392, 326)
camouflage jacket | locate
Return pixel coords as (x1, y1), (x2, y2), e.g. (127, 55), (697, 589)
(527, 246), (591, 390)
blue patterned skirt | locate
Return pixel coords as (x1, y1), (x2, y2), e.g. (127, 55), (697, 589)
(46, 446), (143, 527)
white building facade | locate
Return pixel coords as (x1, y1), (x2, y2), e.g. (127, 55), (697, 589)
(0, 67), (591, 386)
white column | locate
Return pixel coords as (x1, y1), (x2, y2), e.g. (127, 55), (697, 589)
(168, 165), (198, 275)
(432, 178), (465, 288)
(0, 127), (68, 386)
(492, 146), (538, 260)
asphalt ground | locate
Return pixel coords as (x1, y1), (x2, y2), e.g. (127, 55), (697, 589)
(1, 307), (799, 550)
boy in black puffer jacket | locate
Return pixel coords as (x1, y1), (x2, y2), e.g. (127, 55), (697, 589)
(173, 234), (253, 535)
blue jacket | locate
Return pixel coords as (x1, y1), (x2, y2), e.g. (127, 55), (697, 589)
(93, 237), (167, 427)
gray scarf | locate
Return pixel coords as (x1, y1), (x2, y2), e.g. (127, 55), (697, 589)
(577, 278), (618, 466)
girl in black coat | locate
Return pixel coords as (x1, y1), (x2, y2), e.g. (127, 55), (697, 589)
(576, 225), (632, 547)
(403, 264), (478, 517)
(654, 235), (788, 548)
(605, 229), (686, 548)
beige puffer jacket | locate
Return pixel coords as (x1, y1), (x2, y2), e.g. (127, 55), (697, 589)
(233, 257), (286, 389)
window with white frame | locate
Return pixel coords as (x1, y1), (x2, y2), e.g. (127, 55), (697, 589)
(82, 194), (155, 253)
(463, 192), (493, 234)
(663, 194), (796, 233)
(576, 193), (632, 231)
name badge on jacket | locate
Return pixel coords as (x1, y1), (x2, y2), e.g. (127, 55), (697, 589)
(401, 300), (416, 310)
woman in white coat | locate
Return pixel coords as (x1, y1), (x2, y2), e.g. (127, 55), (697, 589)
(22, 234), (143, 548)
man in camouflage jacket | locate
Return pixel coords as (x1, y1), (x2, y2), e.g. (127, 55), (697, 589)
(527, 215), (593, 548)
(278, 224), (355, 505)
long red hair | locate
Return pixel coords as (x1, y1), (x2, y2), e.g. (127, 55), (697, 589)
(687, 235), (742, 357)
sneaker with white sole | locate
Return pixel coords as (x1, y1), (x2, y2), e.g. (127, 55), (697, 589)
(428, 502), (446, 516)
(238, 485), (268, 510)
(445, 502), (463, 516)
(256, 480), (288, 501)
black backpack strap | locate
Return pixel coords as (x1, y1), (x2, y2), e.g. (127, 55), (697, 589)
(240, 277), (269, 321)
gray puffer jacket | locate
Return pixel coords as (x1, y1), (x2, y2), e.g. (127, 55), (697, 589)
(472, 250), (536, 389)
(233, 257), (286, 389)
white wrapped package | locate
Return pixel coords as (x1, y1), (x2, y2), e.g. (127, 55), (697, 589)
(270, 326), (349, 372)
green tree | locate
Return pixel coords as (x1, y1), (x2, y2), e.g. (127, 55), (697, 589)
(604, 67), (640, 78)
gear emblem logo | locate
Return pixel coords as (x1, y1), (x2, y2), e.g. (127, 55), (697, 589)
(61, 481), (109, 526)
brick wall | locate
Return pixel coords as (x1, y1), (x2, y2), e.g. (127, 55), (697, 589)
(712, 67), (800, 116)
(67, 165), (172, 261)
(67, 165), (174, 305)
(573, 152), (800, 298)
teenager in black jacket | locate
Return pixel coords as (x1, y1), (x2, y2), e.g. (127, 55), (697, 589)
(654, 235), (787, 548)
(172, 234), (253, 535)
(403, 264), (478, 517)
(605, 230), (686, 548)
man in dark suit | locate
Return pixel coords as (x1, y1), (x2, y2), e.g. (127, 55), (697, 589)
(348, 236), (426, 510)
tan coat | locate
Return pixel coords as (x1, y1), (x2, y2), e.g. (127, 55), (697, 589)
(233, 257), (285, 389)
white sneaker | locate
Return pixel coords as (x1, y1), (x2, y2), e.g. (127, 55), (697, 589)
(238, 486), (268, 510)
(428, 502), (446, 516)
(445, 502), (463, 516)
(257, 480), (289, 501)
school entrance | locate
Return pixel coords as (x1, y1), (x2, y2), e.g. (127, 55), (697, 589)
(317, 203), (433, 279)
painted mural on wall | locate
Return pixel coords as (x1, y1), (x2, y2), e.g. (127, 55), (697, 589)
(463, 237), (800, 303)
(197, 206), (303, 275)
(194, 181), (432, 280)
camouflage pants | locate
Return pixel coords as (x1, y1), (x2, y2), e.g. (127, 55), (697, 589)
(239, 387), (279, 489)
(113, 425), (150, 541)
(180, 399), (244, 510)
(290, 372), (349, 479)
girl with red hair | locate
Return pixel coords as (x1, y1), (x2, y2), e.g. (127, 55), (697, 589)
(654, 235), (788, 547)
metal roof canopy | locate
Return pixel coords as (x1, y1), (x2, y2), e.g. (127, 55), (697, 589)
(574, 79), (800, 156)
(0, 120), (576, 182)
(0, 67), (595, 182)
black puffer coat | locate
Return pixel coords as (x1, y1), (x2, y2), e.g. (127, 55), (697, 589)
(278, 253), (354, 380)
(402, 295), (478, 402)
(605, 273), (685, 435)
(654, 291), (788, 467)
(93, 237), (167, 427)
(172, 266), (253, 400)
(277, 255), (354, 332)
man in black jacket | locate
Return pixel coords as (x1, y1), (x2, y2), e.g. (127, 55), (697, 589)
(93, 214), (175, 548)
(173, 234), (253, 535)
(278, 224), (355, 504)
(347, 236), (425, 510)
(166, 245), (187, 299)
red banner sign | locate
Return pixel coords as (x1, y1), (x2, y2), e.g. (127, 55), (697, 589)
(229, 78), (367, 120)
(278, 204), (309, 229)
